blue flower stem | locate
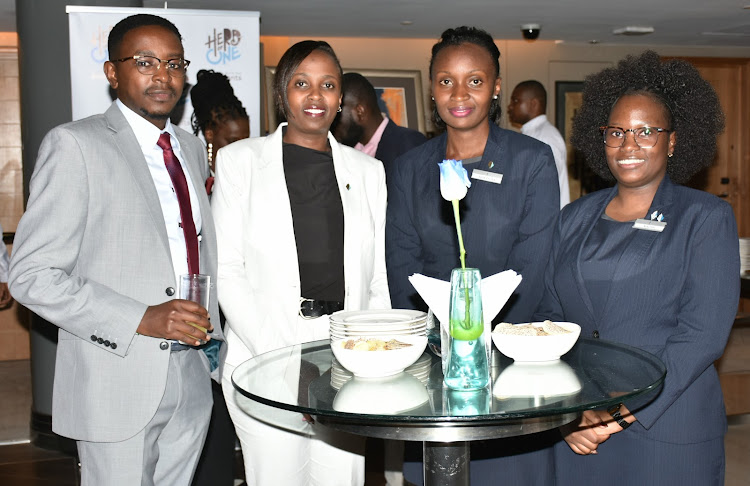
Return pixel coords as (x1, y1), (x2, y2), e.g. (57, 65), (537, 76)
(452, 200), (471, 331)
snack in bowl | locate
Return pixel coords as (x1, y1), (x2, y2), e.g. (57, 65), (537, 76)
(331, 334), (428, 378)
(491, 321), (581, 362)
(342, 338), (413, 351)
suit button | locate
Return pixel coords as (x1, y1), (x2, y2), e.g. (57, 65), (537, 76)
(160, 341), (169, 350)
(165, 287), (175, 296)
(91, 335), (97, 342)
(111, 343), (117, 350)
(103, 340), (110, 347)
(97, 338), (104, 344)
(592, 330), (600, 339)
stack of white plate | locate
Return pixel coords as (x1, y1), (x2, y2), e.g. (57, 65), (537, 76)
(329, 309), (429, 378)
(329, 309), (428, 341)
(740, 238), (750, 276)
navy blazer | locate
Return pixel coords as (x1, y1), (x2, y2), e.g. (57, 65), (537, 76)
(386, 122), (560, 323)
(535, 175), (740, 444)
(376, 119), (427, 167)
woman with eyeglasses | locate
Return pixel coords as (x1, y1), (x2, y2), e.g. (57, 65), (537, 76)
(534, 50), (738, 485)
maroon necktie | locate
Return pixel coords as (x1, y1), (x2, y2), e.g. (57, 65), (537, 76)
(157, 133), (200, 275)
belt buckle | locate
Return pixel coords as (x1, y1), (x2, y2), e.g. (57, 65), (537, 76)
(299, 297), (318, 320)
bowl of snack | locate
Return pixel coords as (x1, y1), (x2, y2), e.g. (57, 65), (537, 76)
(491, 321), (580, 362)
(330, 335), (428, 378)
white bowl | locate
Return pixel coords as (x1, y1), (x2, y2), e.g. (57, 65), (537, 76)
(330, 334), (428, 378)
(332, 372), (429, 414)
(491, 322), (581, 362)
(493, 361), (582, 399)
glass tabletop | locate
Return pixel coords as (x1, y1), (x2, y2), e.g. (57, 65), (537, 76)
(232, 338), (665, 426)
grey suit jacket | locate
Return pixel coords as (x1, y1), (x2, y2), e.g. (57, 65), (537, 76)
(9, 103), (224, 442)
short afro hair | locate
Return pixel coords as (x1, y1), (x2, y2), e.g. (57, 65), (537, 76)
(571, 50), (724, 184)
(108, 14), (182, 60)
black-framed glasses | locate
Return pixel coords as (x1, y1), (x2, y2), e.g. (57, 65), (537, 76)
(110, 55), (190, 77)
(599, 126), (670, 148)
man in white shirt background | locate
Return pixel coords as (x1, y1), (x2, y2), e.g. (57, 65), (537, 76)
(508, 80), (570, 208)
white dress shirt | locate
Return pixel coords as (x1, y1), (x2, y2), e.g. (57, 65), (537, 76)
(116, 99), (202, 281)
(522, 114), (570, 208)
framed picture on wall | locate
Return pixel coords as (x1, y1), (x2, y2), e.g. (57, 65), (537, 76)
(554, 81), (583, 141)
(263, 67), (425, 135)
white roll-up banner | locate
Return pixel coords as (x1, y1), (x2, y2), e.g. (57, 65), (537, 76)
(67, 6), (261, 137)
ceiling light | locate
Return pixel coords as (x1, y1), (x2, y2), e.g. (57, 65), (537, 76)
(613, 26), (655, 36)
(400, 20), (413, 26)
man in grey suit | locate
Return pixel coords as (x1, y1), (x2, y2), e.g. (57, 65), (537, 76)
(9, 14), (223, 485)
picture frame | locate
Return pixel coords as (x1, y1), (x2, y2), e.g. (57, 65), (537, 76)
(554, 81), (584, 142)
(262, 67), (425, 135)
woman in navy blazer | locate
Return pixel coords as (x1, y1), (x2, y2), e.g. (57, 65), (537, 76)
(535, 51), (739, 485)
(387, 26), (560, 485)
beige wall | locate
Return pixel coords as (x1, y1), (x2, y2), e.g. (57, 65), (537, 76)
(0, 33), (30, 361)
(261, 35), (750, 133)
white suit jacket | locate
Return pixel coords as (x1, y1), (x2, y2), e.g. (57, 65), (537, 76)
(9, 103), (223, 442)
(212, 124), (390, 367)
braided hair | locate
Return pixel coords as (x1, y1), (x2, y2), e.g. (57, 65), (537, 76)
(190, 69), (248, 136)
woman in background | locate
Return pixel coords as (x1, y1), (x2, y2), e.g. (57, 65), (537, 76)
(535, 51), (738, 485)
(386, 26), (560, 484)
(212, 40), (389, 486)
(189, 68), (249, 486)
(191, 69), (250, 195)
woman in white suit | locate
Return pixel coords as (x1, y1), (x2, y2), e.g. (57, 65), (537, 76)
(211, 40), (390, 486)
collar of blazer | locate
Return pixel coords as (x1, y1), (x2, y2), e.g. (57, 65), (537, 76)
(260, 122), (354, 183)
(572, 174), (676, 323)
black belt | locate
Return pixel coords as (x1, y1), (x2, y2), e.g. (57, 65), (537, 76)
(299, 298), (344, 319)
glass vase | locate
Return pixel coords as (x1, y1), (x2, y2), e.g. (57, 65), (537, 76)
(443, 268), (490, 390)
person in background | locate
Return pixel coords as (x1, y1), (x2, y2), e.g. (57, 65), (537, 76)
(190, 69), (250, 196)
(0, 222), (12, 308)
(189, 68), (249, 486)
(386, 26), (560, 484)
(8, 14), (222, 485)
(332, 72), (426, 174)
(534, 51), (737, 485)
(508, 80), (570, 208)
(213, 40), (390, 486)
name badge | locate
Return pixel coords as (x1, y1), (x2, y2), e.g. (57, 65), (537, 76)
(633, 219), (666, 232)
(472, 169), (503, 185)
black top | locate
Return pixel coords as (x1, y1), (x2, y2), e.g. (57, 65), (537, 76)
(283, 143), (345, 301)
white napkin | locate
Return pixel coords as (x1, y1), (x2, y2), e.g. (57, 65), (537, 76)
(408, 270), (522, 326)
(408, 270), (522, 370)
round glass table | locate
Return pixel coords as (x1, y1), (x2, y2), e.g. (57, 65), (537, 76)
(232, 338), (665, 485)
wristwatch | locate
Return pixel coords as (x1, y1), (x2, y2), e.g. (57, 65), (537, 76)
(607, 403), (631, 430)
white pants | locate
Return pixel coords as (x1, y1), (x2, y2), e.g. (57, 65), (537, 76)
(223, 315), (365, 486)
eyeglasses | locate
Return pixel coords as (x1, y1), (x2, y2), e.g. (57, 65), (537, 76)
(599, 126), (670, 148)
(110, 55), (190, 77)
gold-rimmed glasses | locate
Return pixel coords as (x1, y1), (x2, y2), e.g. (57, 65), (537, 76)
(599, 126), (671, 148)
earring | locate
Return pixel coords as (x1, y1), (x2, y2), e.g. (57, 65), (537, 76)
(668, 153), (673, 158)
(493, 95), (498, 100)
(207, 142), (213, 164)
(431, 96), (434, 101)
(337, 106), (342, 113)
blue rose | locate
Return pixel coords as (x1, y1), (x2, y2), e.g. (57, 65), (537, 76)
(438, 159), (471, 201)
